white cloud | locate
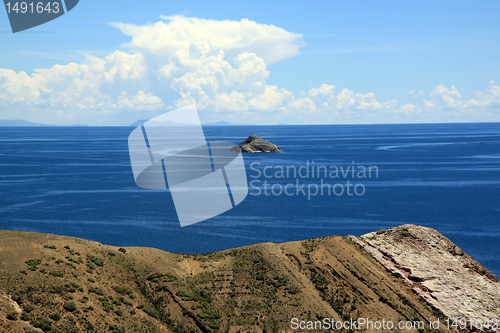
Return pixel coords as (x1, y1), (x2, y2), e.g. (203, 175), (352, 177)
(407, 89), (424, 96)
(111, 15), (302, 65)
(429, 84), (462, 108)
(0, 15), (498, 124)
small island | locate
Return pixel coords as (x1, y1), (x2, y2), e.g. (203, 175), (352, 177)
(230, 134), (282, 153)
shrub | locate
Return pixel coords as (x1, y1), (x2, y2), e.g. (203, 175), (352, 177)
(129, 309), (136, 315)
(137, 304), (159, 319)
(49, 271), (64, 277)
(112, 286), (133, 296)
(6, 312), (17, 320)
(147, 272), (164, 282)
(33, 319), (52, 332)
(87, 254), (104, 267)
(20, 312), (30, 321)
(114, 309), (123, 316)
(44, 245), (57, 249)
(109, 324), (126, 333)
(401, 231), (411, 237)
(379, 295), (388, 303)
(25, 259), (42, 267)
(118, 248), (126, 254)
(49, 313), (61, 321)
(163, 272), (178, 282)
(88, 277), (95, 283)
(208, 321), (221, 330)
(376, 229), (387, 235)
(20, 270), (28, 275)
(89, 286), (104, 296)
(108, 251), (116, 256)
(63, 302), (76, 312)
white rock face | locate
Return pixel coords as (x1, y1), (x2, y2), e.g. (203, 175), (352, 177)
(352, 225), (500, 331)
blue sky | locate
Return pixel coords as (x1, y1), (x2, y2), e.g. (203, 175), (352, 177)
(1, 0), (499, 125)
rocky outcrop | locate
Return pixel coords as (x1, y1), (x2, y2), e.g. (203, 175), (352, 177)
(352, 225), (500, 328)
(230, 134), (281, 153)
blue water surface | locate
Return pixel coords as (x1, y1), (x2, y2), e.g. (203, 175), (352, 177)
(0, 123), (499, 276)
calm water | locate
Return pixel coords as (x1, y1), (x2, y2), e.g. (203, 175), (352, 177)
(1, 124), (499, 276)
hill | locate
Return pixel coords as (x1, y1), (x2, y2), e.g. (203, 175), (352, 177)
(0, 120), (49, 126)
(0, 225), (498, 333)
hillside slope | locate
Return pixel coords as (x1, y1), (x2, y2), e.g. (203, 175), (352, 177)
(0, 226), (497, 333)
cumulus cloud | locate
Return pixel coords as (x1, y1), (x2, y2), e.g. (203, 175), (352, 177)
(111, 15), (302, 65)
(0, 51), (160, 116)
(0, 15), (498, 124)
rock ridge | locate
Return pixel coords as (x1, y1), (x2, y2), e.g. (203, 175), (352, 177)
(352, 224), (500, 329)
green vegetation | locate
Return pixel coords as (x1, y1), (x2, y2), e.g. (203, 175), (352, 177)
(6, 312), (17, 320)
(49, 271), (64, 277)
(87, 254), (104, 266)
(25, 259), (42, 267)
(44, 245), (57, 249)
(109, 324), (126, 333)
(89, 286), (105, 296)
(49, 313), (61, 321)
(376, 229), (387, 235)
(208, 321), (221, 330)
(118, 248), (126, 254)
(63, 302), (77, 312)
(137, 304), (159, 319)
(112, 285), (134, 297)
(32, 318), (52, 332)
(147, 272), (178, 282)
(310, 272), (329, 293)
(176, 289), (212, 304)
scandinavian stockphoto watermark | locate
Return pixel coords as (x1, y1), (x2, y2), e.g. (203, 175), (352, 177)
(128, 105), (248, 227)
(249, 161), (378, 199)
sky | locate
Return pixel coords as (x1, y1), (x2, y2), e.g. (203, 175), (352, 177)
(0, 0), (499, 125)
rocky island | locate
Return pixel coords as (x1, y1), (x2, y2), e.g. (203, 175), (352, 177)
(0, 225), (498, 333)
(230, 134), (281, 153)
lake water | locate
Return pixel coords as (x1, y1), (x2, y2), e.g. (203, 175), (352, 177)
(1, 123), (499, 276)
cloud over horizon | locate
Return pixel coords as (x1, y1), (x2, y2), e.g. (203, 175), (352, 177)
(0, 15), (498, 125)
